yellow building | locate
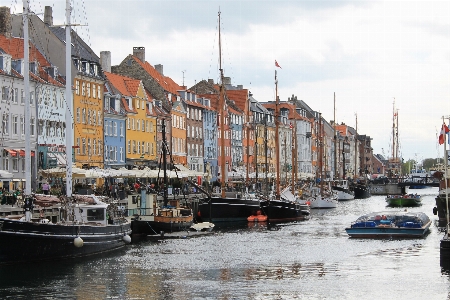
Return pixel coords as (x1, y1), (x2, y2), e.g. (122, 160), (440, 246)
(104, 72), (157, 168)
(73, 73), (105, 169)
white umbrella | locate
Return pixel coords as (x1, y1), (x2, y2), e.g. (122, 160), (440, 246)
(84, 169), (109, 178)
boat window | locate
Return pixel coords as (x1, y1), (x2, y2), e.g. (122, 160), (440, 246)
(87, 209), (105, 221)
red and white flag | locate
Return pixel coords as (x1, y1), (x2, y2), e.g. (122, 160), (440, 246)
(275, 60), (282, 69)
(439, 123), (449, 145)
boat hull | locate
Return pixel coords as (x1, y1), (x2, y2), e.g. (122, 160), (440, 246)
(131, 219), (193, 235)
(386, 196), (422, 207)
(260, 200), (309, 222)
(332, 187), (355, 201)
(345, 224), (430, 238)
(0, 219), (131, 264)
(198, 197), (261, 222)
(353, 185), (371, 199)
(309, 196), (338, 209)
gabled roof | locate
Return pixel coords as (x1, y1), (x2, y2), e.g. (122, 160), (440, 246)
(49, 27), (99, 63)
(132, 56), (181, 96)
(104, 71), (142, 98)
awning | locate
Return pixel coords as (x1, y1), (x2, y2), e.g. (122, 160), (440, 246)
(174, 164), (191, 172)
(4, 149), (17, 156)
(15, 150), (35, 157)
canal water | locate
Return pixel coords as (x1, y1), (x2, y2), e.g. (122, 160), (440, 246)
(0, 187), (448, 299)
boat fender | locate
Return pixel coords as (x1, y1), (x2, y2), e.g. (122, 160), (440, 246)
(74, 236), (84, 248)
(433, 207), (437, 215)
(123, 234), (131, 244)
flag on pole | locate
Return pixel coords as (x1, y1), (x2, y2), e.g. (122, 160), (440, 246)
(275, 60), (282, 69)
(439, 123), (449, 145)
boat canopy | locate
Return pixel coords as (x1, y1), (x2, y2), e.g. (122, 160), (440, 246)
(353, 211), (430, 225)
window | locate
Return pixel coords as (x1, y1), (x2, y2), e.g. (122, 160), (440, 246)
(92, 84), (96, 99)
(82, 82), (86, 96)
(87, 138), (91, 156)
(2, 113), (9, 134)
(141, 120), (145, 132)
(150, 122), (154, 132)
(76, 108), (80, 123)
(120, 122), (124, 136)
(93, 139), (97, 155)
(2, 157), (9, 171)
(12, 115), (18, 135)
(82, 108), (86, 123)
(87, 109), (91, 125)
(127, 118), (130, 129)
(142, 100), (145, 109)
(127, 140), (131, 153)
(20, 116), (24, 135)
(97, 86), (101, 99)
(137, 141), (141, 154)
(120, 147), (124, 162)
(12, 88), (17, 103)
(93, 110), (97, 125)
(113, 122), (117, 136)
(105, 145), (109, 161)
(132, 119), (135, 130)
(136, 99), (140, 109)
(12, 158), (18, 172)
(98, 139), (102, 156)
(98, 112), (102, 125)
(136, 119), (140, 131)
(30, 91), (34, 105)
(87, 83), (91, 98)
(20, 89), (24, 104)
(2, 87), (9, 101)
(82, 138), (86, 155)
(76, 138), (80, 154)
(75, 80), (80, 95)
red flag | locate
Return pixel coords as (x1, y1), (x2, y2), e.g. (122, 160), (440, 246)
(439, 123), (449, 145)
(275, 60), (282, 69)
(289, 122), (293, 129)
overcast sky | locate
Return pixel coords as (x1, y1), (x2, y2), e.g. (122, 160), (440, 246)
(13, 0), (450, 163)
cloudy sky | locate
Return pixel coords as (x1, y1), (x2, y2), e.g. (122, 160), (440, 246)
(14, 0), (450, 162)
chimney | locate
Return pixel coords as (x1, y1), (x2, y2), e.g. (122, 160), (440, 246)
(155, 64), (163, 75)
(44, 6), (53, 26)
(223, 77), (231, 85)
(0, 7), (11, 38)
(133, 46), (145, 62)
(100, 51), (111, 72)
(237, 84), (243, 89)
(207, 79), (214, 84)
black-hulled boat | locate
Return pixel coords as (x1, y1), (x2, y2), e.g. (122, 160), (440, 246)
(0, 194), (131, 264)
(352, 177), (371, 199)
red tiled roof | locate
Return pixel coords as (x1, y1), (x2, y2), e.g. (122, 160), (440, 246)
(132, 56), (181, 96)
(104, 71), (142, 97)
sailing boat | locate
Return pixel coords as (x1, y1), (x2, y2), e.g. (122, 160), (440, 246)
(196, 11), (261, 223)
(308, 113), (338, 209)
(127, 118), (194, 235)
(0, 2), (131, 264)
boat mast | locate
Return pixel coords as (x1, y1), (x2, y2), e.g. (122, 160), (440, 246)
(444, 116), (449, 236)
(23, 0), (31, 195)
(291, 122), (296, 192)
(162, 119), (168, 206)
(275, 70), (280, 199)
(218, 11), (226, 198)
(333, 92), (337, 179)
(65, 0), (73, 196)
(355, 113), (358, 178)
(319, 113), (323, 197)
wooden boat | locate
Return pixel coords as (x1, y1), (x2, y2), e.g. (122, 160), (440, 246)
(345, 211), (431, 238)
(386, 194), (422, 207)
(128, 119), (194, 235)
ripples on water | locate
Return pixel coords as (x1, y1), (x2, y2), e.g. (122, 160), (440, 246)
(0, 187), (449, 299)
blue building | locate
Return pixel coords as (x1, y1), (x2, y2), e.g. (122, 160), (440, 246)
(200, 97), (218, 183)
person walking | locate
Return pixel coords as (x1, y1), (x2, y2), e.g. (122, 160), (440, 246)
(42, 182), (50, 195)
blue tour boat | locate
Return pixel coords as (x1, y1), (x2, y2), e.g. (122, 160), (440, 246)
(345, 211), (431, 238)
